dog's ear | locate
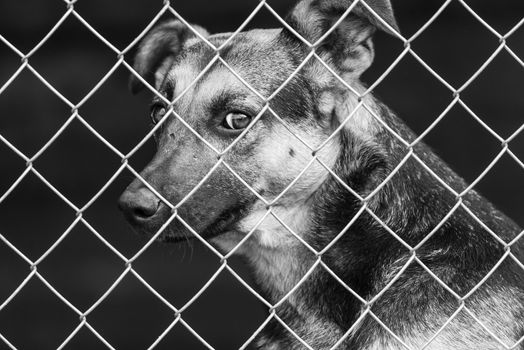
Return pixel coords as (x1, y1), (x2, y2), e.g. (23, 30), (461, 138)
(129, 20), (209, 94)
(285, 0), (399, 79)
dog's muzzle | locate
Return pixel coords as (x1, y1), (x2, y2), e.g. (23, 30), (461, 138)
(118, 186), (163, 228)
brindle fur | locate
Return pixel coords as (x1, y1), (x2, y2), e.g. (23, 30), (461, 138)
(119, 0), (524, 348)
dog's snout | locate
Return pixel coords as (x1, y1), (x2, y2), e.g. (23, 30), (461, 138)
(118, 187), (160, 222)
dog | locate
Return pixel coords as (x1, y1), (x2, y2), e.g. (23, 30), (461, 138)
(118, 0), (524, 348)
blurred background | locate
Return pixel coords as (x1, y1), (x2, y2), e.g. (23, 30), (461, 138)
(0, 0), (523, 349)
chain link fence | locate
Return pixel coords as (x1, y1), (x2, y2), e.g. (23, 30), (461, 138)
(0, 0), (523, 349)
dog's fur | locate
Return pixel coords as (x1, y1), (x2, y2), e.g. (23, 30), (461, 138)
(118, 1), (524, 349)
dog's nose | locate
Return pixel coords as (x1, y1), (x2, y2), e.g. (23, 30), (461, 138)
(118, 187), (160, 222)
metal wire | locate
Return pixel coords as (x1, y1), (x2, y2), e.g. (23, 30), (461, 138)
(0, 0), (523, 349)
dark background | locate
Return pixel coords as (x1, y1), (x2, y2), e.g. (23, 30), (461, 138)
(0, 0), (523, 349)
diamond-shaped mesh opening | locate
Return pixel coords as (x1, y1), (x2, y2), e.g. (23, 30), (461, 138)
(0, 171), (76, 258)
(27, 16), (118, 103)
(133, 241), (222, 306)
(411, 207), (507, 288)
(410, 0), (503, 87)
(422, 104), (502, 189)
(0, 69), (72, 156)
(0, 1), (522, 349)
(368, 261), (461, 342)
(373, 53), (453, 136)
(34, 118), (123, 205)
(37, 223), (124, 310)
(79, 65), (154, 152)
(88, 273), (174, 349)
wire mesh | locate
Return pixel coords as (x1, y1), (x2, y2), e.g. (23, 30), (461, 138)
(0, 0), (523, 349)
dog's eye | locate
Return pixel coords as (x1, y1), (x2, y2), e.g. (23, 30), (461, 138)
(150, 103), (167, 124)
(223, 112), (251, 130)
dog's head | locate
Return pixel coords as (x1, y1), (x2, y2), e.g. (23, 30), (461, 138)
(118, 0), (398, 247)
